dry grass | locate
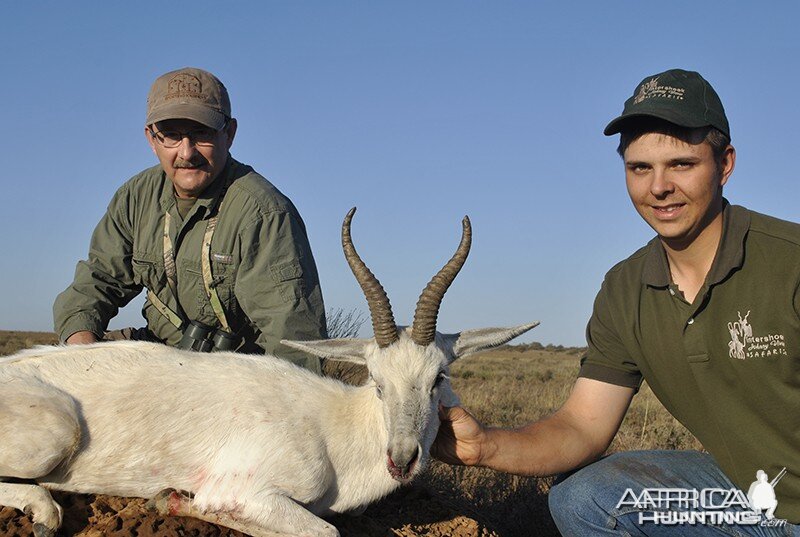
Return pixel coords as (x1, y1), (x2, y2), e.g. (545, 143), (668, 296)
(418, 346), (703, 536)
(0, 332), (701, 536)
(0, 330), (57, 356)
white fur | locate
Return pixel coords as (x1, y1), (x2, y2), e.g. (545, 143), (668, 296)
(0, 323), (536, 536)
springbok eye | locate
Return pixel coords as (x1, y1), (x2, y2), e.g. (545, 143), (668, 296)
(369, 375), (383, 399)
(431, 372), (447, 393)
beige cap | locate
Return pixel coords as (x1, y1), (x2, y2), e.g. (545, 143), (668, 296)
(145, 67), (231, 129)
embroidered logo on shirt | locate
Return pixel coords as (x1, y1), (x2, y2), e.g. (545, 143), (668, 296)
(727, 311), (787, 360)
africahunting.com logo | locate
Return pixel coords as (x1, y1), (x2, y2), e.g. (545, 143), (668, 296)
(616, 468), (788, 527)
(727, 310), (788, 360)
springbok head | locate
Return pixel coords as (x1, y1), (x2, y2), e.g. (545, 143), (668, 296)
(283, 208), (538, 482)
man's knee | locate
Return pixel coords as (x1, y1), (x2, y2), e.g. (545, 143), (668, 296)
(549, 471), (596, 517)
(548, 452), (658, 527)
(548, 451), (724, 535)
(548, 460), (617, 530)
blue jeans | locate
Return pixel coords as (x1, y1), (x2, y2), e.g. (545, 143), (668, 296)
(548, 451), (799, 536)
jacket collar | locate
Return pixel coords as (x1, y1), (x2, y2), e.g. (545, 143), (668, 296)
(642, 200), (750, 288)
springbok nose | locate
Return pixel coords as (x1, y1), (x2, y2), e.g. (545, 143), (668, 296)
(387, 444), (420, 478)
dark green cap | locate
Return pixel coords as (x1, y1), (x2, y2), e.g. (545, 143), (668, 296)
(604, 69), (730, 139)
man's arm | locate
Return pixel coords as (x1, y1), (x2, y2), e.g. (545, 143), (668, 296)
(234, 209), (327, 370)
(432, 377), (634, 476)
(65, 331), (99, 344)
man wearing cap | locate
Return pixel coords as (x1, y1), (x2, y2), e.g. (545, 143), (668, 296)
(53, 67), (327, 372)
(433, 69), (800, 534)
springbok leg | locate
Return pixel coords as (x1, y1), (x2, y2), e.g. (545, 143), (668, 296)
(148, 488), (339, 537)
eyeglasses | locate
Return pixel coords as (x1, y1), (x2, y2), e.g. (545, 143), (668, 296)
(149, 121), (227, 148)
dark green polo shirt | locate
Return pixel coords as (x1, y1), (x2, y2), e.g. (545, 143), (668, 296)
(580, 202), (800, 522)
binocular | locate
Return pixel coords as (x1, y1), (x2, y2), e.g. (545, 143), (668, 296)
(177, 321), (240, 352)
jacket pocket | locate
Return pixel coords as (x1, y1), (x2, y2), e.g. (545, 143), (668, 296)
(132, 253), (165, 290)
(269, 259), (307, 303)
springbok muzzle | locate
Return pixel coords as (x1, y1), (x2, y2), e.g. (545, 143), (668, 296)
(386, 443), (421, 482)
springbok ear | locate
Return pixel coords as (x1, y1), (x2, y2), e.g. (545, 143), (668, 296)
(280, 338), (372, 365)
(441, 322), (540, 361)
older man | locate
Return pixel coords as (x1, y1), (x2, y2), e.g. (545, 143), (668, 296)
(434, 69), (800, 535)
(54, 67), (327, 372)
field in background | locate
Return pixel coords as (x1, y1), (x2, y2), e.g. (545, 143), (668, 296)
(0, 330), (57, 356)
(0, 331), (702, 536)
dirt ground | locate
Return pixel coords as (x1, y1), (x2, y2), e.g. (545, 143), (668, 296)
(0, 484), (501, 537)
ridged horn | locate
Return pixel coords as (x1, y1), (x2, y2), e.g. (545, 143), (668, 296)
(411, 216), (472, 346)
(342, 207), (398, 348)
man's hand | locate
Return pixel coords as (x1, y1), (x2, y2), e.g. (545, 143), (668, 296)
(432, 379), (635, 476)
(431, 404), (491, 467)
(66, 331), (98, 345)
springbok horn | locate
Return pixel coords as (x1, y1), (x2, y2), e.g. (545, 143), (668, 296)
(411, 216), (472, 346)
(341, 207), (399, 348)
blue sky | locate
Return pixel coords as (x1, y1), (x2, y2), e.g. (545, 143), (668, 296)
(1, 2), (797, 346)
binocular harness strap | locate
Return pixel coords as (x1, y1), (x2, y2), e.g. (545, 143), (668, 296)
(147, 289), (184, 329)
(162, 212), (179, 301)
(142, 211), (186, 330)
(201, 216), (231, 332)
(147, 200), (232, 332)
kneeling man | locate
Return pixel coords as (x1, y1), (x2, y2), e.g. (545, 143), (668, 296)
(434, 69), (800, 535)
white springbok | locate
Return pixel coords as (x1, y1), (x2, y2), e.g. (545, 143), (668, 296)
(0, 208), (537, 537)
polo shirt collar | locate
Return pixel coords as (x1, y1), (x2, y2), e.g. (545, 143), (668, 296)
(642, 200), (750, 288)
(159, 154), (234, 219)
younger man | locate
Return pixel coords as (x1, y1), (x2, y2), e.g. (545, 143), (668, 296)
(433, 69), (800, 535)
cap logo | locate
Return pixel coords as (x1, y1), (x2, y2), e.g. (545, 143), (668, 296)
(633, 76), (685, 104)
(166, 73), (205, 102)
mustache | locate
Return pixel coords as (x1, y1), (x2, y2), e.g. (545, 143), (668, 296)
(174, 157), (207, 169)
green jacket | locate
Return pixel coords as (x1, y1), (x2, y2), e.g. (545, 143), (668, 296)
(53, 156), (327, 372)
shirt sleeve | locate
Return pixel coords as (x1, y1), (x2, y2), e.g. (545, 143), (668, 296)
(234, 209), (327, 372)
(579, 277), (643, 389)
(53, 185), (142, 341)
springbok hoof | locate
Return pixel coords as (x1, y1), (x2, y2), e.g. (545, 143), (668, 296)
(146, 488), (191, 516)
(33, 523), (56, 537)
(146, 488), (178, 515)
